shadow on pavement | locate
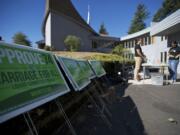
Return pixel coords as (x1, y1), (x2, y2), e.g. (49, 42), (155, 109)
(68, 83), (147, 135)
(111, 95), (147, 135)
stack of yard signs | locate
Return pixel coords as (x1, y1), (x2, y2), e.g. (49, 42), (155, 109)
(0, 42), (110, 134)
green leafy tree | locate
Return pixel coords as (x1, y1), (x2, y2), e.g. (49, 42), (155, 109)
(112, 44), (130, 56)
(64, 35), (81, 51)
(12, 32), (31, 46)
(153, 0), (180, 22)
(128, 4), (149, 34)
(99, 23), (108, 35)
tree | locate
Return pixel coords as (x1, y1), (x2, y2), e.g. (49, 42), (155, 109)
(64, 35), (81, 51)
(112, 44), (130, 56)
(153, 0), (180, 22)
(128, 4), (149, 34)
(99, 23), (108, 35)
(12, 32), (31, 46)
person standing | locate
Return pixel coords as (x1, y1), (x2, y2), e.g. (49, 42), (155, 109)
(168, 41), (180, 83)
(134, 38), (146, 81)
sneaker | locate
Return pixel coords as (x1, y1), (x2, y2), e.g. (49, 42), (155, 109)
(172, 80), (176, 84)
(169, 80), (177, 84)
(134, 78), (141, 82)
(169, 80), (173, 84)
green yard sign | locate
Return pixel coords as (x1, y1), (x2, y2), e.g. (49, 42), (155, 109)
(56, 57), (91, 91)
(76, 60), (95, 79)
(0, 43), (70, 123)
(89, 60), (106, 77)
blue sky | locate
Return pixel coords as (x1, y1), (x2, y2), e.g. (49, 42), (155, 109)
(0, 0), (163, 47)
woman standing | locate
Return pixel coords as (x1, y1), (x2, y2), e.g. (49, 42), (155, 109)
(168, 41), (180, 83)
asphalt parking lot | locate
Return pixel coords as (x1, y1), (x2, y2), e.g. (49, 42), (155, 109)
(123, 84), (180, 135)
(70, 83), (180, 135)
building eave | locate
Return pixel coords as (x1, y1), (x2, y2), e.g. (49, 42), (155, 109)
(36, 40), (45, 45)
(121, 27), (151, 41)
(150, 9), (180, 36)
(91, 35), (120, 42)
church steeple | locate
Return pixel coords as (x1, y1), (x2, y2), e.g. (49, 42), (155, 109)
(87, 4), (90, 25)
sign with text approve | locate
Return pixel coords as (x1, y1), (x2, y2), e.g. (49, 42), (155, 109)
(0, 43), (70, 123)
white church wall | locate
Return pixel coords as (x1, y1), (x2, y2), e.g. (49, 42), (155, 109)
(45, 14), (51, 46)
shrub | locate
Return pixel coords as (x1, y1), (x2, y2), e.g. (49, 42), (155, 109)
(44, 46), (51, 51)
(112, 44), (131, 56)
(64, 35), (81, 51)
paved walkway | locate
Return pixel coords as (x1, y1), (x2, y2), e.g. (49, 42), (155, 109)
(123, 84), (180, 135)
(72, 83), (180, 135)
(128, 79), (180, 85)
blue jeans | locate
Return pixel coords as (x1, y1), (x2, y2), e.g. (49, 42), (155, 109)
(168, 59), (179, 81)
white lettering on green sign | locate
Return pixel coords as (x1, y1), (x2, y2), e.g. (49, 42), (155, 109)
(0, 48), (45, 64)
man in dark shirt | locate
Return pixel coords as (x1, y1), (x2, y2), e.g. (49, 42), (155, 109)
(134, 39), (146, 81)
(135, 43), (144, 57)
